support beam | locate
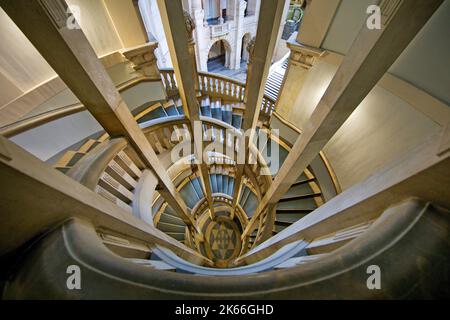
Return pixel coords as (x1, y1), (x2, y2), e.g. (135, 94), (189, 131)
(296, 0), (341, 48)
(0, 136), (211, 266)
(0, 0), (197, 231)
(232, 0), (287, 212)
(236, 125), (450, 264)
(242, 0), (445, 238)
(157, 1), (215, 220)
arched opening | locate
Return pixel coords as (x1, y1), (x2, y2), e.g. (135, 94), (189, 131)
(241, 32), (252, 63)
(207, 39), (231, 73)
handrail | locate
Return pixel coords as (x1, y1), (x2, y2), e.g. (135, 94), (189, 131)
(161, 68), (276, 118)
(190, 193), (249, 233)
(198, 71), (245, 102)
(271, 111), (302, 135)
(198, 71), (246, 87)
(67, 138), (128, 190)
(0, 76), (158, 138)
(1, 66), (331, 262)
(318, 151), (342, 195)
(140, 115), (187, 133)
(0, 103), (85, 138)
(5, 200), (449, 298)
(0, 68), (276, 138)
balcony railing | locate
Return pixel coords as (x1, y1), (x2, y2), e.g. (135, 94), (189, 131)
(160, 68), (276, 120)
(198, 71), (245, 102)
(209, 22), (230, 38)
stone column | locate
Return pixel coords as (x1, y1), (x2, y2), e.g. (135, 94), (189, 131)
(122, 42), (160, 80)
(184, 11), (200, 91)
(191, 1), (208, 71)
(230, 0), (246, 70)
(274, 37), (325, 124)
(218, 0), (224, 23)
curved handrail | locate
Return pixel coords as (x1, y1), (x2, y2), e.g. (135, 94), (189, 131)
(198, 70), (246, 87)
(152, 238), (308, 276)
(0, 103), (85, 138)
(6, 200), (448, 299)
(0, 68), (277, 138)
(0, 77), (159, 138)
(67, 138), (128, 190)
(140, 115), (187, 133)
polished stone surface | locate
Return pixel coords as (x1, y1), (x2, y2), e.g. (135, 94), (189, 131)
(204, 217), (242, 267)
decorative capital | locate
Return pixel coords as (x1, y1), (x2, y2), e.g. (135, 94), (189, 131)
(184, 10), (196, 42)
(122, 42), (160, 79)
(287, 39), (325, 69)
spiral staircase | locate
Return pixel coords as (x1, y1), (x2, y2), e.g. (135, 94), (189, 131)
(1, 62), (448, 300)
(1, 0), (449, 299)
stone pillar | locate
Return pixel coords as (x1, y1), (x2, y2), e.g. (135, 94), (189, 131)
(191, 1), (208, 71)
(245, 36), (256, 84)
(184, 11), (200, 91)
(122, 42), (160, 80)
(230, 0), (246, 70)
(218, 0), (224, 23)
(274, 36), (325, 125)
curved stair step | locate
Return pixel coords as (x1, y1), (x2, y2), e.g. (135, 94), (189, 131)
(275, 213), (307, 223)
(274, 220), (292, 227)
(275, 208), (313, 214)
(157, 222), (186, 233)
(165, 232), (185, 242)
(279, 192), (322, 202)
(159, 214), (185, 226)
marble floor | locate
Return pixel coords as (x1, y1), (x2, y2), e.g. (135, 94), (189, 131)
(207, 56), (248, 83)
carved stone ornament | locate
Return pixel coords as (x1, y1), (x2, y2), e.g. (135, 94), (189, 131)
(184, 10), (196, 42)
(246, 36), (256, 60)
